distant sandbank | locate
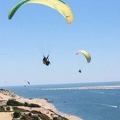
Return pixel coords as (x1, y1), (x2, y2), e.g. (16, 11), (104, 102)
(41, 85), (120, 90)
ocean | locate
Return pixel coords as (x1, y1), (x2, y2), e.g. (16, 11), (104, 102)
(2, 82), (120, 120)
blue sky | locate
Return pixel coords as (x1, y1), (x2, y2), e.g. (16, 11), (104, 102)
(0, 0), (120, 86)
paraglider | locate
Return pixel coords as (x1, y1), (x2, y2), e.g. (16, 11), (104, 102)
(24, 80), (30, 87)
(43, 55), (50, 66)
(8, 0), (74, 24)
(78, 69), (81, 73)
(27, 81), (30, 84)
(76, 50), (91, 73)
(76, 50), (91, 63)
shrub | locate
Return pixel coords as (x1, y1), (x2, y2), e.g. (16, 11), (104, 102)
(31, 110), (50, 120)
(6, 106), (11, 111)
(0, 106), (5, 112)
(13, 111), (21, 118)
(20, 114), (32, 120)
(24, 102), (29, 107)
(7, 99), (24, 106)
(53, 117), (58, 120)
(13, 107), (29, 112)
(28, 103), (40, 108)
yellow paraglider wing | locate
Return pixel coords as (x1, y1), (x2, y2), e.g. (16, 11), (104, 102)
(76, 50), (91, 63)
(8, 0), (74, 24)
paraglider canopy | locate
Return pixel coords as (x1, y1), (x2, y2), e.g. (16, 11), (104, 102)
(8, 0), (74, 24)
(76, 50), (91, 63)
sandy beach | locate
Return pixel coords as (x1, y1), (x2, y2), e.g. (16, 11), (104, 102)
(0, 89), (82, 120)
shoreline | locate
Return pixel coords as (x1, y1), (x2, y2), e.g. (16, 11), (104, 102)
(0, 89), (82, 120)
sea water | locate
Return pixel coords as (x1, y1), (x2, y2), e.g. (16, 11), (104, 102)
(2, 82), (120, 120)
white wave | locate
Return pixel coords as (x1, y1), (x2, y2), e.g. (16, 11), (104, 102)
(95, 103), (118, 108)
(103, 104), (118, 108)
